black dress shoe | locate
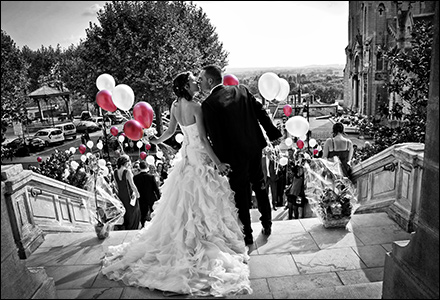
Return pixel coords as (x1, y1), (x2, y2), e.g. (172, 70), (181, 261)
(262, 227), (272, 236)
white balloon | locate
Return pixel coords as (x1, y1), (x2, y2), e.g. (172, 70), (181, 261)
(309, 138), (317, 148)
(69, 146), (76, 154)
(98, 159), (106, 168)
(112, 84), (135, 111)
(96, 73), (116, 91)
(279, 156), (288, 166)
(258, 72), (280, 100)
(102, 166), (109, 176)
(86, 152), (93, 158)
(156, 151), (163, 159)
(285, 116), (309, 137)
(136, 141), (143, 148)
(118, 135), (125, 143)
(275, 78), (290, 101)
(86, 140), (94, 149)
(284, 137), (293, 147)
(97, 142), (103, 150)
(70, 161), (79, 170)
(146, 155), (155, 165)
(81, 155), (87, 162)
(175, 133), (184, 143)
(300, 134), (307, 141)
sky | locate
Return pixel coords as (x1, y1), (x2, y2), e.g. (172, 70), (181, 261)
(1, 1), (348, 69)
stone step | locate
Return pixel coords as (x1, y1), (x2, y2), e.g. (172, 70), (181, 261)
(269, 281), (383, 299)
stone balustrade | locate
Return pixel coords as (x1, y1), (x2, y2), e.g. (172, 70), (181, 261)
(351, 142), (424, 232)
(1, 164), (105, 259)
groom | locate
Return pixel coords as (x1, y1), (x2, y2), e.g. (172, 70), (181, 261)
(199, 65), (282, 245)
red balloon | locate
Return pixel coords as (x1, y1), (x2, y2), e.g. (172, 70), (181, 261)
(110, 126), (119, 136)
(145, 143), (151, 150)
(96, 90), (117, 112)
(123, 119), (144, 141)
(37, 156), (42, 162)
(283, 105), (292, 117)
(79, 144), (87, 154)
(133, 101), (154, 128)
(140, 151), (147, 160)
(297, 140), (304, 149)
(313, 149), (319, 156)
(223, 74), (239, 86)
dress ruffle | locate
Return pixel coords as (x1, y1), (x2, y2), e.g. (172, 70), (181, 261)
(102, 124), (252, 297)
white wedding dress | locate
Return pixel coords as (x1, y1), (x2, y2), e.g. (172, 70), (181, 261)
(102, 123), (252, 297)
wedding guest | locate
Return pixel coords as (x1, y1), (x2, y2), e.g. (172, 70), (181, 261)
(114, 155), (141, 230)
(133, 161), (161, 227)
(322, 122), (354, 178)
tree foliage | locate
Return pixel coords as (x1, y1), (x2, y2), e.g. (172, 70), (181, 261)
(1, 31), (30, 125)
(80, 1), (228, 133)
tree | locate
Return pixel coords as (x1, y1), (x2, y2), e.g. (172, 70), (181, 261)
(1, 30), (29, 143)
(81, 1), (228, 134)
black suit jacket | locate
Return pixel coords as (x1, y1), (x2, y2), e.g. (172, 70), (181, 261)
(202, 85), (282, 165)
(133, 172), (160, 209)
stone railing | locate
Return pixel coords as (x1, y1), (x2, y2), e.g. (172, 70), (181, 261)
(351, 143), (424, 232)
(1, 164), (106, 259)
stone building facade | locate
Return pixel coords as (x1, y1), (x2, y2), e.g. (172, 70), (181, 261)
(344, 1), (435, 116)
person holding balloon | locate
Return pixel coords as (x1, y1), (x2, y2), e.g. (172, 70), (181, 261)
(102, 71), (252, 297)
(199, 65), (282, 245)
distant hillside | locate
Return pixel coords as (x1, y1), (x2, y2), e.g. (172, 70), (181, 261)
(225, 64), (344, 75)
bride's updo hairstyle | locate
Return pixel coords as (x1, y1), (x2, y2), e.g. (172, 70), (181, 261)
(173, 71), (192, 101)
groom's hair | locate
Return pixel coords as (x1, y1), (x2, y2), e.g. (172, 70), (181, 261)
(202, 65), (222, 84)
(173, 71), (192, 101)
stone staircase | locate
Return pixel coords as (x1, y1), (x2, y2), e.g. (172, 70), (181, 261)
(22, 211), (411, 299)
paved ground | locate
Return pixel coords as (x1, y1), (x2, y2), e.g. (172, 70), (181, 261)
(24, 211), (411, 299)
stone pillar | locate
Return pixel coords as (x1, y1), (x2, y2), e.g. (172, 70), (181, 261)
(382, 2), (439, 298)
(1, 180), (56, 299)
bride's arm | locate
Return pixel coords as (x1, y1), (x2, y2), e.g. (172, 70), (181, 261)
(194, 104), (231, 176)
(149, 101), (178, 144)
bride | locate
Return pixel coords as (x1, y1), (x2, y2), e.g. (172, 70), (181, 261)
(101, 71), (253, 297)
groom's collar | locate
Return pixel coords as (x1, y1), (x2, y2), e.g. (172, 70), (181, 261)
(210, 83), (223, 94)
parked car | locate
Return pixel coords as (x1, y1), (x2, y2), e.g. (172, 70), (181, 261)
(105, 111), (124, 124)
(76, 120), (101, 133)
(34, 128), (65, 146)
(55, 122), (77, 140)
(4, 136), (45, 155)
(91, 116), (104, 128)
(80, 111), (93, 121)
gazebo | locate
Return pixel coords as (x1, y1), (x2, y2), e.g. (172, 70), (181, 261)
(27, 86), (71, 126)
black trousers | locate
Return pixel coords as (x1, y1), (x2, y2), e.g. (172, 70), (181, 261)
(228, 151), (272, 238)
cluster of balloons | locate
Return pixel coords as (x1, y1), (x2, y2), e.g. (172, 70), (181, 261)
(258, 72), (290, 101)
(95, 74), (155, 141)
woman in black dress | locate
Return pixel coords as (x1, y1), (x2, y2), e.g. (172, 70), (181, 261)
(114, 155), (141, 230)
